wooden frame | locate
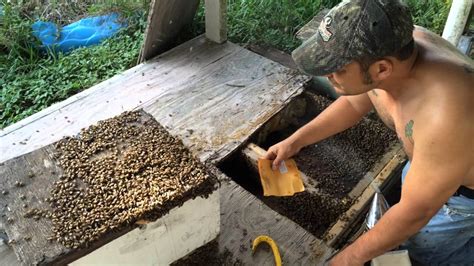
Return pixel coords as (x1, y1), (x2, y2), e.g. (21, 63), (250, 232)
(324, 146), (406, 248)
(236, 92), (407, 250)
(139, 0), (228, 61)
(241, 142), (406, 249)
(139, 0), (200, 62)
(205, 0), (227, 43)
(0, 35), (314, 264)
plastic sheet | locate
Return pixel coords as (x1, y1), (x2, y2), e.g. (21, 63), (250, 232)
(32, 13), (126, 53)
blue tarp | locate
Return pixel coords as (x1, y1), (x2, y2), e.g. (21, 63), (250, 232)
(32, 13), (127, 53)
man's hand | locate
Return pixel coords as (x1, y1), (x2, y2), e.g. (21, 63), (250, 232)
(263, 137), (302, 170)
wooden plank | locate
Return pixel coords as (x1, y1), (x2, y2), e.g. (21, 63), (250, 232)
(141, 48), (309, 163)
(1, 36), (239, 163)
(322, 147), (406, 248)
(139, 0), (200, 62)
(247, 44), (298, 70)
(205, 0), (227, 43)
(0, 146), (69, 265)
(218, 175), (334, 265)
(0, 241), (19, 266)
(0, 117), (221, 265)
(71, 190), (219, 265)
(347, 143), (403, 199)
(1, 35), (309, 164)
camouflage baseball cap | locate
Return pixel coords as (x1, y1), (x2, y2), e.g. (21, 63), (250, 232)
(292, 0), (414, 76)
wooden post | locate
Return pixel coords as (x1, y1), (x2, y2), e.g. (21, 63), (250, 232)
(139, 0), (200, 62)
(324, 147), (406, 247)
(205, 0), (227, 43)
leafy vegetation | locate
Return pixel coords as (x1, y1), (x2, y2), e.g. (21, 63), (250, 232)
(190, 0), (341, 51)
(406, 0), (453, 34)
(192, 0), (452, 52)
(1, 0), (453, 128)
(0, 1), (148, 128)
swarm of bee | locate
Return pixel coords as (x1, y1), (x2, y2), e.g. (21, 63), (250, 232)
(47, 111), (216, 249)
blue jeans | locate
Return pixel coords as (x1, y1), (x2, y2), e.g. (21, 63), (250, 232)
(401, 162), (474, 265)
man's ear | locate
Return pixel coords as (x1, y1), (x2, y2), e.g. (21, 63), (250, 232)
(371, 59), (393, 81)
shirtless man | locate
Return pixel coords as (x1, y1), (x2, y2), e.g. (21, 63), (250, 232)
(264, 0), (474, 264)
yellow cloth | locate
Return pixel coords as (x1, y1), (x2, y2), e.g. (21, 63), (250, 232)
(257, 158), (305, 196)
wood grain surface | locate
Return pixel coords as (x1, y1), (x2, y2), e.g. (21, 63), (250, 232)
(0, 35), (313, 265)
(1, 35), (308, 165)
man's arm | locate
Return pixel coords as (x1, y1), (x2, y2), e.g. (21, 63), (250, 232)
(291, 93), (373, 148)
(265, 93), (373, 169)
(331, 108), (472, 265)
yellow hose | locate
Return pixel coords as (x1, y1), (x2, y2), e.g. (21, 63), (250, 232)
(252, 235), (282, 266)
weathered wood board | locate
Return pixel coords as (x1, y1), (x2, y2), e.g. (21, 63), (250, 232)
(142, 51), (308, 164)
(71, 190), (220, 265)
(1, 35), (308, 165)
(0, 146), (72, 265)
(218, 175), (334, 265)
(0, 239), (19, 266)
(0, 136), (220, 265)
(139, 0), (200, 62)
(0, 34), (318, 264)
(0, 142), (334, 265)
(205, 0), (227, 43)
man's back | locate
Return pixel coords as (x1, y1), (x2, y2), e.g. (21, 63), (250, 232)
(411, 26), (473, 188)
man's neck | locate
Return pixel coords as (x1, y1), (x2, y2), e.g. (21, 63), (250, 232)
(379, 45), (420, 99)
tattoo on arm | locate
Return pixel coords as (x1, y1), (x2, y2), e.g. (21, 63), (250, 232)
(405, 120), (414, 144)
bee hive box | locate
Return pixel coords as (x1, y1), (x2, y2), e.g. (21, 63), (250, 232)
(220, 91), (405, 248)
(0, 111), (219, 265)
(1, 35), (335, 265)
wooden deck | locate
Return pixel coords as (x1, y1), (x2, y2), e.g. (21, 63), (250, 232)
(1, 35), (308, 164)
(1, 35), (337, 264)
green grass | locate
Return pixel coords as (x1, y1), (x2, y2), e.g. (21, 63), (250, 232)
(226, 0), (334, 51)
(191, 0), (341, 52)
(0, 33), (143, 128)
(1, 0), (453, 129)
(192, 0), (452, 52)
(0, 1), (148, 128)
(406, 0), (452, 35)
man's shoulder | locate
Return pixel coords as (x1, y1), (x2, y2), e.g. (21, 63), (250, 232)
(410, 44), (473, 137)
(413, 26), (473, 65)
(414, 61), (473, 114)
(412, 28), (473, 93)
(417, 57), (474, 88)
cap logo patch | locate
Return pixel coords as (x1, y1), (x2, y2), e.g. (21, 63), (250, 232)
(318, 16), (333, 42)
